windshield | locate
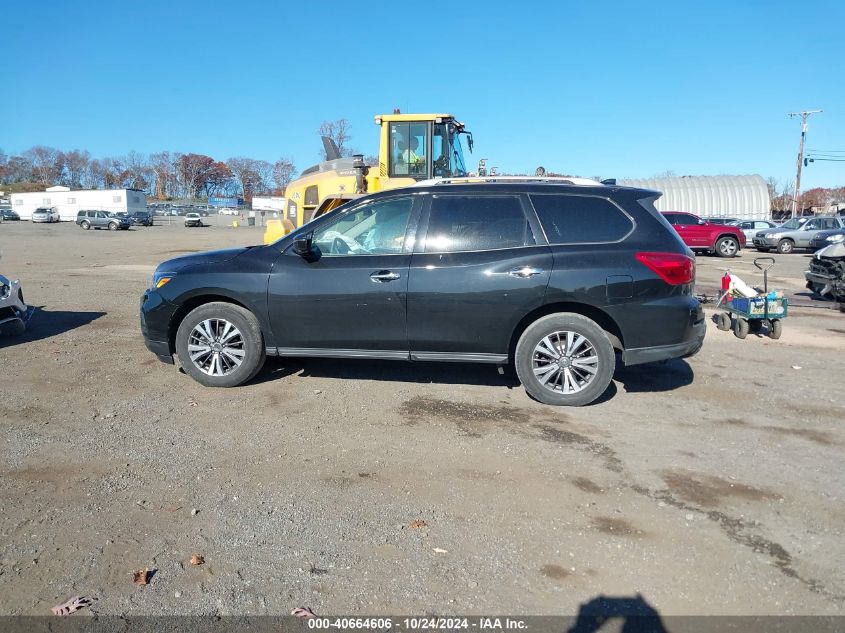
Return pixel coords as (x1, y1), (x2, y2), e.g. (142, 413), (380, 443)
(432, 122), (468, 177)
(779, 218), (806, 230)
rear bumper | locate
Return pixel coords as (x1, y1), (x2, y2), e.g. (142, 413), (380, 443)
(622, 308), (706, 366)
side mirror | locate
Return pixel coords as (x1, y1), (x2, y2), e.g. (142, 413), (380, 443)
(698, 219), (706, 225)
(293, 232), (318, 261)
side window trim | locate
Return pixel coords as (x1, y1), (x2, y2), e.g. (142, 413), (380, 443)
(414, 193), (541, 254)
(528, 193), (636, 246)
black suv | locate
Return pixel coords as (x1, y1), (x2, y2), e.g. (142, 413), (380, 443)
(141, 180), (704, 406)
(129, 210), (154, 226)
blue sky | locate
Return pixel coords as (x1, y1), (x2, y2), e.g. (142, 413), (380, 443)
(2, 0), (843, 188)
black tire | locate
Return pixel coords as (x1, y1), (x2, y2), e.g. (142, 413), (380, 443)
(81, 220), (90, 230)
(733, 318), (749, 339)
(715, 236), (739, 258)
(716, 313), (731, 331)
(108, 222), (118, 231)
(776, 239), (794, 254)
(514, 313), (615, 407)
(769, 319), (783, 340)
(175, 302), (265, 387)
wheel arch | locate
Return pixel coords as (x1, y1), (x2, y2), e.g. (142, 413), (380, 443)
(167, 293), (254, 354)
(508, 302), (625, 363)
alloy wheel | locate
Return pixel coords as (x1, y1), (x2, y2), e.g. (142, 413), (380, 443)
(532, 330), (599, 394)
(719, 238), (737, 256)
(187, 318), (246, 376)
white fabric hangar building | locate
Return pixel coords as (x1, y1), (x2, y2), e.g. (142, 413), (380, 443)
(10, 186), (147, 221)
(618, 175), (771, 220)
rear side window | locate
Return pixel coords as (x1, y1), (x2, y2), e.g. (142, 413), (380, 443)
(530, 194), (633, 244)
(424, 196), (534, 252)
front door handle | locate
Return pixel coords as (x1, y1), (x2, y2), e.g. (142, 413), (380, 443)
(370, 270), (401, 283)
(508, 266), (544, 278)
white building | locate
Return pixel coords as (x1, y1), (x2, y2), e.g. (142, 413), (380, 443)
(251, 196), (286, 215)
(618, 175), (771, 220)
(10, 186), (147, 221)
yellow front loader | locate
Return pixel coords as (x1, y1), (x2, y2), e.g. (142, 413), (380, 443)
(263, 112), (473, 243)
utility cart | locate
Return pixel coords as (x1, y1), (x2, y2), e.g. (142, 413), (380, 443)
(715, 257), (788, 339)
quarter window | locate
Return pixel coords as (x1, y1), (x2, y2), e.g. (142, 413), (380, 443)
(311, 197), (413, 256)
(424, 196), (534, 253)
(530, 195), (633, 244)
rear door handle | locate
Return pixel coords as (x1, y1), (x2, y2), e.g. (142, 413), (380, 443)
(370, 270), (401, 282)
(508, 266), (544, 278)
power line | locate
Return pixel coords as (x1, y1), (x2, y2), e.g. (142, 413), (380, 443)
(788, 110), (822, 217)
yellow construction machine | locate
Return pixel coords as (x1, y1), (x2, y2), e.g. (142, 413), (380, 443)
(263, 112), (473, 243)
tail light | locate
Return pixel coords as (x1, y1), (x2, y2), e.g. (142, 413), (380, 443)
(636, 252), (695, 285)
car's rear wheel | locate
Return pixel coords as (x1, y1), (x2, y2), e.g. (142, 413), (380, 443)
(715, 236), (739, 258)
(81, 220), (90, 230)
(175, 302), (265, 387)
(777, 238), (794, 254)
(515, 313), (615, 406)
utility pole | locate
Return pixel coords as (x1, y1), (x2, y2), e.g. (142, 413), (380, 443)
(788, 110), (822, 218)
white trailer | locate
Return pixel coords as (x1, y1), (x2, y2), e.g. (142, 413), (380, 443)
(251, 196), (286, 216)
(10, 186), (147, 221)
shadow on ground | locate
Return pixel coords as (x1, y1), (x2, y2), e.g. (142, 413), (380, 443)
(0, 307), (106, 348)
(252, 355), (694, 398)
(567, 594), (669, 632)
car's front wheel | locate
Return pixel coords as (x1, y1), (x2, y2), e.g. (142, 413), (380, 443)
(715, 236), (739, 258)
(175, 302), (265, 387)
(777, 238), (795, 254)
(108, 222), (118, 230)
(514, 313), (615, 406)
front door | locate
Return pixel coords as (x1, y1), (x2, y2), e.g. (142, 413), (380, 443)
(267, 195), (419, 357)
(407, 193), (552, 362)
(673, 213), (710, 247)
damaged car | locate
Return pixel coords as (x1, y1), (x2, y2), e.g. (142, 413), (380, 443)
(806, 242), (845, 310)
(0, 266), (27, 336)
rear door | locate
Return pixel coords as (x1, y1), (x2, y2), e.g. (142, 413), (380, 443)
(406, 193), (551, 361)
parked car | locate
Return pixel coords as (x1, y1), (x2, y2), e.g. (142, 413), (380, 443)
(661, 212), (746, 257)
(704, 217), (739, 225)
(217, 207), (238, 215)
(184, 213), (204, 227)
(808, 228), (845, 251)
(129, 210), (154, 226)
(0, 208), (20, 221)
(75, 210), (133, 231)
(806, 241), (845, 306)
(141, 179), (705, 406)
(729, 219), (779, 241)
(0, 263), (27, 336)
(753, 215), (845, 254)
(31, 207), (60, 223)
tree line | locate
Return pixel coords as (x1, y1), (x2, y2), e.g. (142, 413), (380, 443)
(0, 146), (296, 201)
(765, 177), (845, 212)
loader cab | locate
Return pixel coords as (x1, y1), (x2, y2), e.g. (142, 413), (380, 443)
(378, 114), (471, 183)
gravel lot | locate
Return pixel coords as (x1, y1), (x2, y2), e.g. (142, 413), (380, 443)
(1, 221), (843, 616)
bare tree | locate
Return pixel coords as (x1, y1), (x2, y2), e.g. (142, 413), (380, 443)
(23, 146), (64, 185)
(63, 149), (91, 189)
(149, 152), (176, 198)
(272, 157), (296, 193)
(317, 119), (352, 158)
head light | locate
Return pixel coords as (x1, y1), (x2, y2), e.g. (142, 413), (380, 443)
(765, 233), (777, 238)
(827, 234), (845, 243)
(151, 271), (175, 289)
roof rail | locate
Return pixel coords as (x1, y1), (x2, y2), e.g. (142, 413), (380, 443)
(411, 176), (604, 187)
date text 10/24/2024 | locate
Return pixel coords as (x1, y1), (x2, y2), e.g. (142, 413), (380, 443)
(307, 618), (528, 630)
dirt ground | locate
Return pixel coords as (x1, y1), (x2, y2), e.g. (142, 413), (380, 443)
(0, 221), (843, 617)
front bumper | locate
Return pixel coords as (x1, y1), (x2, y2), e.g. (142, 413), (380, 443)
(752, 236), (778, 248)
(140, 289), (177, 364)
(0, 276), (27, 327)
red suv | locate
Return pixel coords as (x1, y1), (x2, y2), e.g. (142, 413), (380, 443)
(661, 212), (746, 258)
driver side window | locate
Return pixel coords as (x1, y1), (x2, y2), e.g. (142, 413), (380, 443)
(311, 197), (413, 257)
